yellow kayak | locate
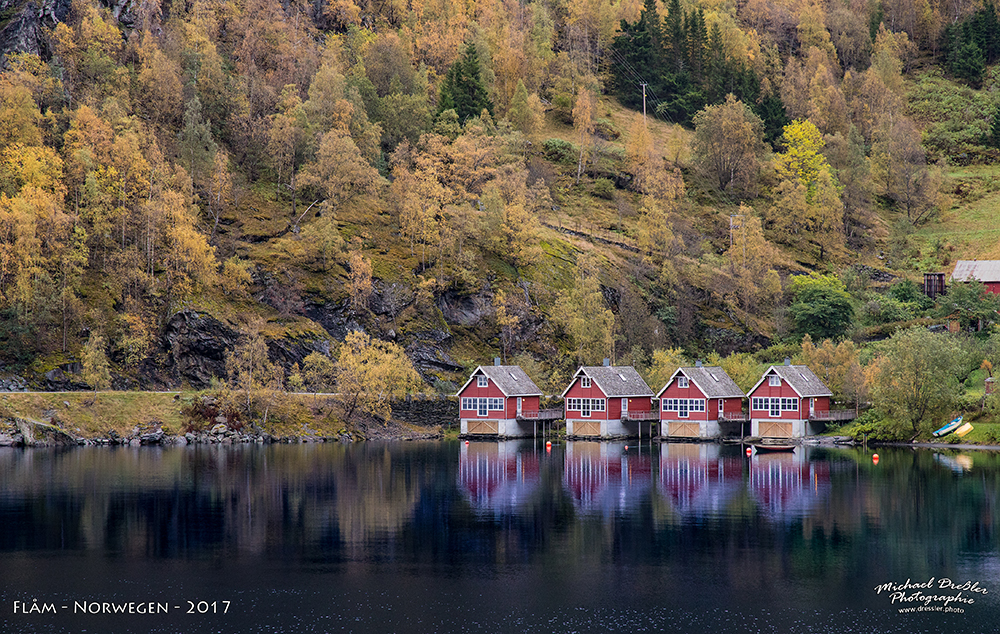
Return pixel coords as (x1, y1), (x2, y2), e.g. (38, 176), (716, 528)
(955, 422), (974, 437)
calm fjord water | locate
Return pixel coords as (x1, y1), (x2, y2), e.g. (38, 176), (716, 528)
(1, 440), (998, 633)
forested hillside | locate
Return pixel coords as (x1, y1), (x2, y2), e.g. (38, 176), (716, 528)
(1, 0), (999, 399)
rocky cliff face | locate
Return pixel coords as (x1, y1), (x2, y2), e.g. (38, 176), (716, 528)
(0, 0), (70, 63)
(152, 309), (240, 389)
(0, 0), (137, 64)
(143, 309), (334, 389)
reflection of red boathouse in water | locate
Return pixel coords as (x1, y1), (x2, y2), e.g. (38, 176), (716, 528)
(563, 442), (652, 516)
(748, 451), (830, 520)
(458, 441), (541, 514)
(657, 444), (745, 517)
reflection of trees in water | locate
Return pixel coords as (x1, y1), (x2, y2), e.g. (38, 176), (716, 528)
(0, 444), (423, 558)
(2, 444), (1000, 593)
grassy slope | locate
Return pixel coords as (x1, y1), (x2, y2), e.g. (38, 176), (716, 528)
(0, 391), (436, 440)
(912, 165), (1000, 264)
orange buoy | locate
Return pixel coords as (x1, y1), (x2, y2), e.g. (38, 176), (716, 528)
(546, 441), (551, 446)
(746, 447), (752, 456)
(624, 445), (629, 450)
(465, 440), (469, 445)
(872, 453), (879, 464)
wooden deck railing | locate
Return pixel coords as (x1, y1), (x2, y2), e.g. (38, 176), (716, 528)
(718, 412), (749, 422)
(516, 409), (564, 421)
(621, 411), (659, 421)
(809, 410), (858, 422)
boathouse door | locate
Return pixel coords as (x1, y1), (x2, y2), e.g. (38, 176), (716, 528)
(517, 398), (522, 415)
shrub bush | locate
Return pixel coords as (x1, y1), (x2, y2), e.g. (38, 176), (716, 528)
(592, 178), (615, 199)
(848, 410), (910, 442)
(542, 138), (577, 165)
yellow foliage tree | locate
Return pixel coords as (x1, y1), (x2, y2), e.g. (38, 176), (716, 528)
(553, 253), (615, 365)
(725, 209), (782, 321)
(798, 334), (866, 410)
(348, 250), (373, 314)
(646, 348), (689, 392)
(336, 330), (422, 424)
(226, 326), (286, 429)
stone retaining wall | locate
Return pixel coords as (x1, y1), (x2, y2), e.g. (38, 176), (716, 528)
(390, 395), (458, 428)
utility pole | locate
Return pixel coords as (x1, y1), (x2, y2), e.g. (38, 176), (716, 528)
(640, 83), (648, 122)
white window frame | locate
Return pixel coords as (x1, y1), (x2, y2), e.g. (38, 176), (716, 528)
(567, 398), (581, 411)
(768, 375), (780, 387)
(477, 375), (488, 387)
(581, 377), (591, 389)
(678, 377), (689, 388)
(661, 398), (704, 416)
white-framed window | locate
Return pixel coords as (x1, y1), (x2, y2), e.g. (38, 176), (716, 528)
(678, 376), (689, 388)
(661, 398), (705, 417)
(568, 398), (604, 414)
(581, 377), (591, 388)
(751, 396), (797, 416)
(462, 397), (504, 415)
(768, 375), (781, 387)
(477, 375), (488, 387)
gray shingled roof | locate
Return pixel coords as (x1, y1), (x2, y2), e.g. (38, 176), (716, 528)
(657, 366), (744, 399)
(456, 365), (542, 397)
(563, 366), (654, 397)
(752, 365), (832, 398)
(951, 260), (1000, 283)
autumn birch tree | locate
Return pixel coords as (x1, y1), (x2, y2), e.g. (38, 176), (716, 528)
(336, 330), (422, 425)
(573, 86), (595, 184)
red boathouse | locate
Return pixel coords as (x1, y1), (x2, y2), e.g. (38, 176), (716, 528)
(561, 363), (655, 438)
(657, 365), (745, 438)
(746, 361), (832, 438)
(457, 363), (543, 437)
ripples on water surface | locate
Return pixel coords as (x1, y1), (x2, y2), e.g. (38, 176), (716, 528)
(1, 440), (998, 633)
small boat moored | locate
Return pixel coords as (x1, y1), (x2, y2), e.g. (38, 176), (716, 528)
(955, 422), (974, 437)
(933, 416), (963, 438)
(751, 443), (796, 453)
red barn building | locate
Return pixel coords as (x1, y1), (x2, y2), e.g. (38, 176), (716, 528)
(951, 260), (1000, 294)
(657, 365), (745, 438)
(747, 362), (832, 438)
(561, 364), (655, 438)
(457, 364), (543, 437)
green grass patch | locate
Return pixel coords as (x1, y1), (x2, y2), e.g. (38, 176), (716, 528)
(912, 165), (1000, 262)
(1, 391), (187, 438)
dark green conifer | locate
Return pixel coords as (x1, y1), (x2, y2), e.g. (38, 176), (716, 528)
(438, 44), (493, 124)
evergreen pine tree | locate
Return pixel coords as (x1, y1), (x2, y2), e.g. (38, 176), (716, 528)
(178, 96), (217, 182)
(609, 0), (663, 110)
(665, 0), (686, 74)
(438, 44), (493, 123)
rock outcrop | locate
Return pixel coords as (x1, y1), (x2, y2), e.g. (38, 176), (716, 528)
(155, 309), (240, 389)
